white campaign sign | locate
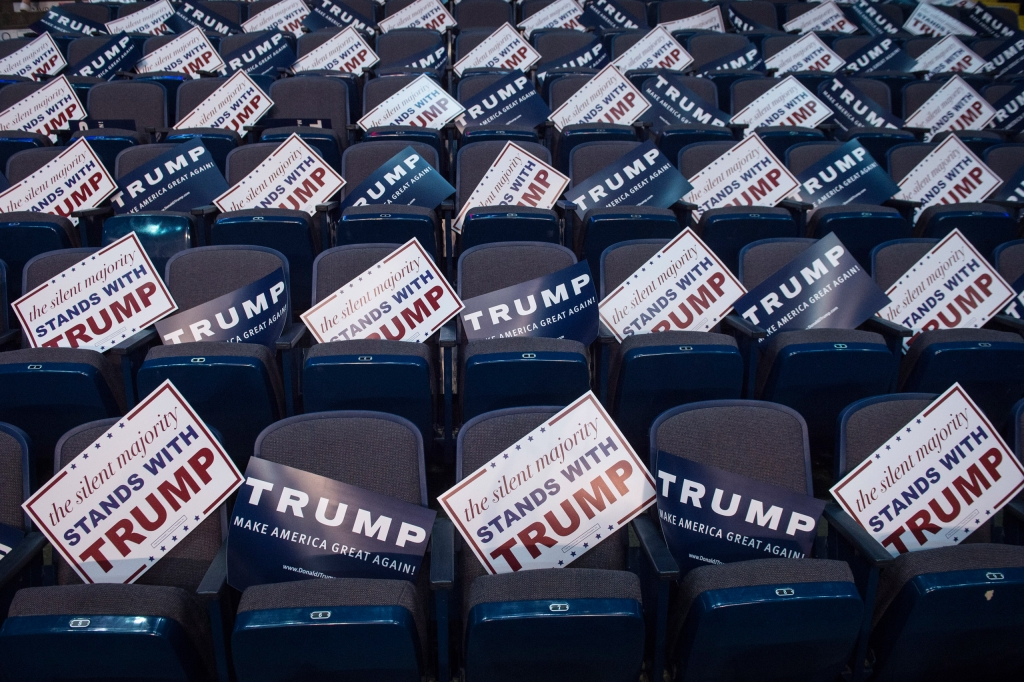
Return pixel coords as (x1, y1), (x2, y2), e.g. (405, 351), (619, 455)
(135, 27), (225, 79)
(292, 26), (379, 74)
(517, 0), (585, 37)
(243, 0), (310, 37)
(877, 229), (1013, 348)
(731, 76), (833, 133)
(683, 135), (800, 220)
(658, 7), (726, 33)
(764, 33), (845, 75)
(105, 0), (175, 35)
(549, 64), (650, 131)
(453, 23), (541, 76)
(831, 384), (1024, 556)
(0, 75), (85, 139)
(440, 392), (657, 574)
(599, 228), (746, 342)
(896, 135), (1000, 215)
(0, 138), (116, 219)
(378, 0), (456, 33)
(782, 1), (857, 33)
(0, 33), (66, 80)
(173, 71), (274, 131)
(904, 76), (995, 141)
(13, 232), (178, 350)
(911, 35), (987, 74)
(358, 74), (464, 130)
(611, 27), (694, 74)
(453, 141), (568, 232)
(904, 3), (976, 36)
(23, 380), (244, 583)
(301, 238), (463, 343)
(214, 134), (346, 215)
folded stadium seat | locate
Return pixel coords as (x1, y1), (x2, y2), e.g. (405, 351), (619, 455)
(519, 0), (559, 22)
(456, 0), (514, 29)
(689, 33), (768, 115)
(831, 37), (918, 119)
(0, 249), (125, 471)
(0, 422), (44, 626)
(652, 0), (713, 30)
(455, 140), (560, 251)
(677, 141), (802, 275)
(651, 76), (735, 164)
(456, 406), (663, 682)
(548, 73), (640, 173)
(724, 0), (784, 44)
(230, 411), (448, 682)
(762, 35), (834, 93)
(829, 394), (1024, 682)
(871, 238), (1024, 434)
(0, 81), (52, 176)
(108, 145), (198, 272)
(652, 400), (863, 682)
(457, 243), (591, 421)
(887, 143), (1018, 260)
(567, 141), (683, 288)
(261, 76), (351, 173)
(973, 38), (1009, 61)
(0, 38), (33, 59)
(361, 74), (446, 174)
(456, 73), (541, 145)
(0, 418), (231, 682)
(137, 36), (200, 124)
(828, 77), (915, 173)
(608, 30), (650, 90)
(168, 77), (244, 174)
(730, 77), (826, 161)
(64, 36), (121, 101)
(454, 27), (495, 63)
(600, 239), (744, 466)
(301, 244), (437, 447)
(374, 27), (446, 75)
(785, 141), (913, 266)
(294, 29), (362, 119)
(734, 238), (897, 457)
(994, 238), (1024, 286)
(532, 29), (602, 101)
(72, 81), (168, 174)
(903, 82), (1001, 156)
(134, 246), (291, 470)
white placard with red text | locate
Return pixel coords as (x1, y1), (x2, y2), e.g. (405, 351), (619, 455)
(904, 76), (995, 141)
(517, 0), (584, 37)
(764, 33), (845, 75)
(135, 27), (226, 78)
(242, 0), (310, 37)
(549, 64), (650, 131)
(173, 71), (274, 131)
(732, 76), (833, 133)
(0, 137), (116, 220)
(105, 0), (174, 35)
(0, 32), (66, 80)
(658, 7), (725, 33)
(911, 36), (987, 75)
(611, 27), (694, 74)
(378, 0), (456, 33)
(358, 74), (465, 130)
(782, 1), (857, 33)
(0, 75), (84, 139)
(453, 24), (541, 76)
(895, 135), (1000, 212)
(292, 26), (379, 74)
(904, 3), (976, 36)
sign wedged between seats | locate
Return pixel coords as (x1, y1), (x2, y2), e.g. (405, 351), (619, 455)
(291, 25), (379, 74)
(903, 76), (995, 142)
(789, 140), (900, 209)
(640, 73), (729, 134)
(454, 72), (550, 133)
(378, 0), (455, 33)
(358, 74), (465, 130)
(135, 27), (226, 80)
(894, 135), (1001, 219)
(340, 145), (454, 209)
(453, 23), (540, 76)
(68, 35), (144, 80)
(549, 64), (650, 132)
(174, 71), (274, 131)
(105, 0), (175, 36)
(0, 75), (85, 141)
(0, 32), (66, 80)
(731, 75), (833, 134)
(111, 139), (230, 214)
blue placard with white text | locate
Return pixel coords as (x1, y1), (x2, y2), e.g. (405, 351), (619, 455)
(847, 1), (901, 37)
(30, 7), (107, 36)
(817, 75), (903, 132)
(580, 0), (641, 30)
(68, 35), (144, 79)
(218, 31), (296, 76)
(110, 139), (229, 214)
(640, 73), (730, 134)
(535, 38), (607, 82)
(1003, 273), (1024, 318)
(993, 163), (1024, 204)
(843, 35), (916, 74)
(340, 146), (454, 210)
(456, 71), (551, 131)
(982, 36), (1024, 79)
(791, 141), (899, 209)
(302, 0), (377, 34)
(699, 43), (764, 74)
(166, 1), (244, 35)
(992, 84), (1024, 133)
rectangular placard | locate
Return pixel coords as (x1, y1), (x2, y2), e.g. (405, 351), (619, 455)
(453, 23), (541, 76)
(549, 64), (650, 131)
(105, 0), (175, 35)
(789, 140), (900, 209)
(904, 3), (976, 37)
(731, 76), (833, 133)
(0, 32), (66, 80)
(30, 6), (107, 36)
(847, 0), (901, 36)
(174, 71), (273, 131)
(599, 228), (745, 342)
(23, 380), (243, 583)
(904, 76), (995, 141)
(981, 36), (1024, 79)
(358, 74), (465, 130)
(134, 27), (226, 79)
(658, 6), (725, 33)
(339, 145), (454, 209)
(439, 392), (657, 574)
(895, 134), (1000, 213)
(0, 137), (116, 219)
(535, 37), (607, 83)
(817, 75), (903, 131)
(782, 1), (857, 33)
(517, 0), (585, 37)
(911, 35), (987, 75)
(243, 0), (310, 37)
(291, 25), (379, 73)
(0, 75), (85, 140)
(110, 139), (229, 215)
(300, 237), (463, 343)
(764, 33), (845, 75)
(303, 0), (377, 34)
(640, 73), (729, 134)
(378, 0), (455, 33)
(992, 84), (1024, 133)
(454, 72), (551, 132)
(167, 1), (244, 35)
(843, 35), (917, 73)
(610, 27), (694, 74)
(218, 31), (296, 77)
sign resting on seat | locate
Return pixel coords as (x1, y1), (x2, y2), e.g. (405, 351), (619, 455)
(517, 0), (585, 37)
(610, 26), (694, 74)
(782, 1), (858, 34)
(291, 26), (379, 74)
(339, 145), (454, 209)
(134, 27), (226, 78)
(0, 32), (66, 80)
(731, 75), (833, 134)
(377, 0), (456, 33)
(173, 71), (274, 131)
(105, 0), (175, 36)
(110, 139), (230, 214)
(242, 0), (311, 38)
(764, 33), (845, 75)
(453, 23), (541, 76)
(894, 135), (1001, 217)
(549, 64), (651, 131)
(357, 73), (465, 130)
(903, 76), (995, 141)
(0, 75), (85, 141)
(657, 6), (726, 33)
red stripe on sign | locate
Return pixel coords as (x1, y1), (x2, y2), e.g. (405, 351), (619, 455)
(124, 564), (148, 583)
(617, 495), (656, 525)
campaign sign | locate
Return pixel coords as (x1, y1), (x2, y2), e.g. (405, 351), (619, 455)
(23, 380), (243, 583)
(843, 35), (917, 74)
(243, 0), (310, 38)
(110, 140), (229, 215)
(453, 24), (541, 76)
(218, 31), (296, 77)
(517, 0), (585, 38)
(105, 0), (175, 35)
(69, 35), (144, 80)
(731, 76), (833, 134)
(214, 134), (346, 215)
(460, 262), (598, 343)
(228, 457), (435, 590)
(963, 3), (1020, 39)
(1002, 273), (1024, 318)
(453, 142), (569, 232)
(658, 6), (726, 33)
(904, 77), (995, 142)
(640, 73), (729, 135)
(981, 36), (1024, 79)
(166, 1), (244, 36)
(534, 37), (607, 83)
(656, 453), (824, 572)
(734, 233), (889, 343)
(301, 237), (463, 343)
(790, 140), (899, 209)
(400, 43), (447, 73)
(904, 3), (976, 37)
(877, 229), (1014, 349)
(0, 138), (116, 220)
(565, 142), (692, 219)
(610, 27), (694, 74)
(580, 0), (641, 30)
(0, 33), (66, 80)
(817, 75), (903, 132)
(0, 75), (85, 140)
(291, 26), (378, 74)
(912, 36), (987, 75)
(441, 392), (656, 573)
(30, 6), (107, 36)
(0, 523), (23, 559)
(782, 1), (857, 34)
(550, 64), (650, 132)
(156, 268), (287, 347)
(993, 164), (1024, 204)
(831, 384), (1024, 556)
(764, 33), (845, 75)
(683, 135), (800, 220)
(599, 228), (745, 341)
(896, 135), (1000, 220)
(173, 71), (273, 133)
(454, 72), (551, 133)
(699, 44), (764, 74)
(728, 5), (772, 32)
(302, 0), (377, 34)
(993, 85), (1024, 133)
(339, 146), (454, 209)
(135, 27), (226, 79)
(358, 74), (464, 130)
(378, 0), (455, 33)
(847, 0), (901, 36)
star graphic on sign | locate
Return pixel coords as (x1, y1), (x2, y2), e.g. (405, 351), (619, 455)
(976, 519), (980, 524)
(596, 534), (601, 539)
(641, 268), (645, 272)
(570, 551), (576, 557)
(986, 510), (991, 515)
(583, 543), (588, 548)
(95, 444), (100, 449)
(608, 525), (613, 531)
(875, 454), (881, 459)
(896, 437), (901, 442)
(183, 526), (188, 531)
(83, 453), (89, 459)
(528, 436), (533, 441)
(195, 516), (200, 521)
(107, 434), (113, 438)
(503, 454), (508, 459)
(119, 423), (124, 428)
(149, 557), (154, 562)
(558, 560), (564, 565)
(515, 445), (520, 450)
(71, 464), (76, 469)
(906, 427), (911, 432)
(916, 419), (922, 424)
(171, 536), (177, 541)
(160, 546), (166, 551)
(359, 277), (362, 281)
(91, 257), (95, 260)
(71, 268), (75, 272)
(61, 274), (65, 278)
(540, 428), (545, 433)
(490, 463), (496, 468)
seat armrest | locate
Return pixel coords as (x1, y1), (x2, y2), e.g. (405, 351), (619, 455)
(904, 126), (931, 142)
(315, 201), (340, 213)
(860, 316), (911, 338)
(191, 204), (219, 217)
(633, 514), (679, 581)
(1006, 495), (1024, 523)
(73, 206), (113, 219)
(439, 319), (457, 348)
(0, 328), (20, 350)
(0, 533), (47, 590)
(429, 517), (454, 590)
(197, 539), (229, 601)
(275, 322), (307, 351)
(824, 502), (893, 567)
(109, 328), (159, 355)
(722, 313), (767, 339)
(439, 199), (454, 213)
(988, 313), (1024, 335)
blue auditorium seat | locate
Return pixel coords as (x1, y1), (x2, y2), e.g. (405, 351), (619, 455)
(0, 422), (44, 627)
